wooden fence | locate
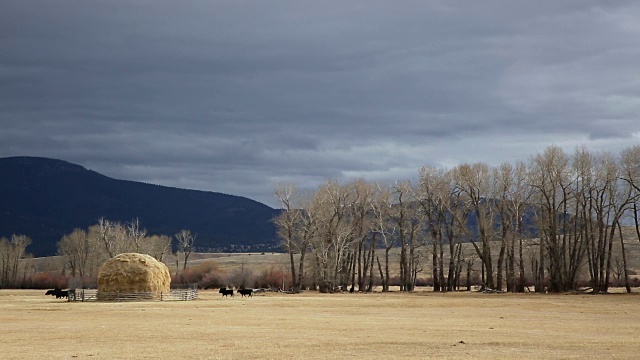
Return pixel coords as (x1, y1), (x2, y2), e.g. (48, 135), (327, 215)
(68, 288), (198, 302)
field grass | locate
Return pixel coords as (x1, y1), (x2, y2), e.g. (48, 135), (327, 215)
(2, 289), (639, 359)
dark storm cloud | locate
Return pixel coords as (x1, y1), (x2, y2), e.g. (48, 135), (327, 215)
(2, 0), (640, 206)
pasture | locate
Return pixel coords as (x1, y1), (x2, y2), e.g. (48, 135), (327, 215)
(1, 289), (639, 359)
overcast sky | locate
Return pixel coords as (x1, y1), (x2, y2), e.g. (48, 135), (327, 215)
(2, 1), (640, 208)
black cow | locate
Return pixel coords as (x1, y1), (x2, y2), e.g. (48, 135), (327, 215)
(45, 289), (69, 299)
(219, 288), (234, 297)
(238, 289), (253, 297)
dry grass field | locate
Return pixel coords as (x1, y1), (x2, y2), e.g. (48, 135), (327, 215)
(1, 289), (639, 359)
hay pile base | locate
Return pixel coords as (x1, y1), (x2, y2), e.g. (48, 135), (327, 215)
(97, 253), (170, 300)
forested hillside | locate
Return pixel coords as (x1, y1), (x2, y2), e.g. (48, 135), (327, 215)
(0, 157), (280, 256)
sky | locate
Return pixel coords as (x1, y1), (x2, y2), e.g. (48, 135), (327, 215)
(2, 1), (640, 208)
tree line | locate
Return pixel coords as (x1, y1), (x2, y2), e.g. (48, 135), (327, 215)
(0, 217), (196, 289)
(274, 145), (640, 293)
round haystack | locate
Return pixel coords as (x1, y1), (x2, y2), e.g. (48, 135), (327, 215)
(98, 253), (170, 297)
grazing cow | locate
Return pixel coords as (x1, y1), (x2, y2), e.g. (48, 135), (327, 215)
(219, 288), (234, 297)
(45, 289), (69, 299)
(238, 289), (253, 297)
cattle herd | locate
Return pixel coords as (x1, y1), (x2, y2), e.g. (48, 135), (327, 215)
(219, 288), (262, 297)
(45, 289), (69, 299)
(45, 287), (265, 300)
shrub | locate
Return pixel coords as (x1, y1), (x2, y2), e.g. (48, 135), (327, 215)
(23, 272), (69, 289)
(172, 261), (222, 288)
(227, 268), (256, 289)
(199, 271), (227, 289)
(255, 266), (291, 290)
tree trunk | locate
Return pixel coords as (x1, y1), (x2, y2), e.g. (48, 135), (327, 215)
(367, 242), (375, 292)
(617, 222), (631, 293)
(376, 255), (386, 292)
(289, 250), (298, 290)
(432, 242), (439, 292)
(635, 202), (640, 244)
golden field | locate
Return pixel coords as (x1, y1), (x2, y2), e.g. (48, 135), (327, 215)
(1, 289), (639, 359)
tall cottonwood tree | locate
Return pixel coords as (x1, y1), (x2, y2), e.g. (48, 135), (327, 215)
(370, 185), (396, 292)
(274, 184), (312, 292)
(146, 235), (173, 262)
(585, 151), (634, 293)
(314, 180), (356, 292)
(453, 163), (496, 289)
(127, 218), (147, 253)
(274, 184), (300, 290)
(492, 163), (514, 291)
(506, 162), (533, 292)
(58, 228), (91, 277)
(388, 181), (423, 291)
(345, 179), (376, 292)
(529, 146), (574, 292)
(91, 217), (129, 258)
(417, 167), (468, 292)
(175, 229), (196, 271)
(620, 145), (640, 244)
(0, 234), (32, 288)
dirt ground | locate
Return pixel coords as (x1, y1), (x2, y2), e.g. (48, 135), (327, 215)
(1, 289), (639, 360)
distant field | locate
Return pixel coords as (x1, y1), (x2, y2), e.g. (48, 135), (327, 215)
(1, 289), (639, 359)
(186, 252), (292, 273)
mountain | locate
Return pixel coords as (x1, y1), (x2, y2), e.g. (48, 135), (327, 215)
(0, 157), (281, 257)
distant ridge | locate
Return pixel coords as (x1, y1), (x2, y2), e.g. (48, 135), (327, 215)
(0, 156), (281, 257)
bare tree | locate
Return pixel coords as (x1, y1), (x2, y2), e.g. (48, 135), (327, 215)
(91, 217), (129, 258)
(319, 180), (355, 292)
(453, 163), (496, 290)
(418, 166), (469, 292)
(146, 234), (173, 262)
(508, 162), (533, 292)
(58, 228), (90, 277)
(620, 145), (640, 244)
(126, 218), (147, 253)
(347, 179), (376, 292)
(529, 146), (574, 292)
(417, 166), (445, 292)
(175, 229), (196, 271)
(0, 234), (32, 288)
(370, 184), (396, 292)
(274, 184), (307, 292)
(389, 180), (423, 292)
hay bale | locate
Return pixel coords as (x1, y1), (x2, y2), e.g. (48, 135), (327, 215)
(98, 253), (170, 299)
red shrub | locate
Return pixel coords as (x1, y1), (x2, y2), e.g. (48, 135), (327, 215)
(199, 271), (227, 289)
(254, 266), (291, 289)
(172, 261), (225, 289)
(23, 272), (69, 289)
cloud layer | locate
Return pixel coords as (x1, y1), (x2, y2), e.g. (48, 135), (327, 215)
(2, 1), (640, 206)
